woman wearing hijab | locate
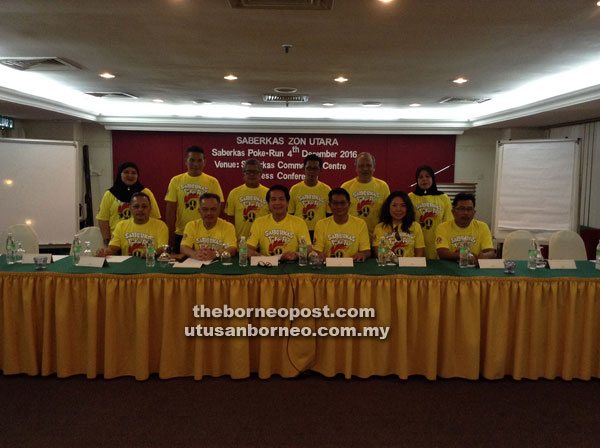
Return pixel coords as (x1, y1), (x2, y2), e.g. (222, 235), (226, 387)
(96, 162), (161, 244)
(408, 165), (452, 259)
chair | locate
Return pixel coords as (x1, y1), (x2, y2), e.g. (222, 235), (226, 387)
(0, 224), (40, 254)
(72, 226), (106, 255)
(502, 230), (535, 260)
(548, 230), (588, 260)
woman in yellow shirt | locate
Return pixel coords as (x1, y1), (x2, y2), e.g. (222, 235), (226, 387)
(408, 165), (452, 259)
(96, 162), (160, 244)
(373, 191), (425, 258)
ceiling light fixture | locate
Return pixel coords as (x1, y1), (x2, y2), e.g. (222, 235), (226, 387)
(409, 103), (421, 107)
(322, 102), (335, 107)
(99, 72), (115, 79)
(3, 179), (14, 186)
(152, 98), (164, 103)
(334, 76), (348, 83)
(378, 0), (394, 3)
(193, 99), (213, 104)
(361, 101), (382, 107)
(224, 74), (238, 80)
(241, 101), (252, 106)
(25, 219), (33, 225)
(453, 77), (468, 84)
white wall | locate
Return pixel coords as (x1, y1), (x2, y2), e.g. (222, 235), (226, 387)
(9, 120), (113, 227)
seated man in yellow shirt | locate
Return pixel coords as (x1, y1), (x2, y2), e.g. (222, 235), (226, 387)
(180, 193), (237, 261)
(313, 188), (371, 262)
(98, 192), (168, 257)
(247, 185), (311, 262)
(435, 192), (496, 261)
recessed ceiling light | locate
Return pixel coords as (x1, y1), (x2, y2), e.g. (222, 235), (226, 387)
(152, 98), (164, 103)
(453, 77), (468, 84)
(193, 99), (213, 104)
(224, 74), (238, 80)
(3, 179), (13, 186)
(597, 1), (600, 6)
(25, 219), (32, 225)
(378, 0), (394, 3)
(322, 102), (335, 107)
(361, 101), (382, 107)
(334, 76), (349, 83)
(409, 103), (421, 107)
(241, 101), (252, 106)
(99, 72), (115, 79)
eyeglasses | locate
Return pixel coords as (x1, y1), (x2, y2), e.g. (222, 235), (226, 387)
(454, 207), (475, 212)
(305, 166), (321, 171)
(244, 170), (261, 175)
(330, 201), (349, 206)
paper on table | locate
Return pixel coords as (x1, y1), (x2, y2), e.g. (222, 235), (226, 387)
(52, 255), (69, 262)
(548, 259), (577, 269)
(478, 259), (505, 269)
(325, 257), (353, 267)
(173, 258), (211, 268)
(250, 255), (280, 266)
(76, 257), (107, 268)
(106, 255), (132, 263)
(22, 253), (52, 264)
(398, 257), (427, 267)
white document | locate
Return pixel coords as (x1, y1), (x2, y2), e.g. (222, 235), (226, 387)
(76, 257), (107, 268)
(52, 255), (69, 262)
(478, 259), (506, 269)
(22, 253), (52, 264)
(173, 258), (211, 268)
(250, 256), (280, 266)
(548, 259), (577, 270)
(106, 255), (132, 263)
(325, 257), (354, 267)
(398, 257), (427, 267)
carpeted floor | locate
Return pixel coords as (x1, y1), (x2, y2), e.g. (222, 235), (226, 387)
(1, 372), (599, 447)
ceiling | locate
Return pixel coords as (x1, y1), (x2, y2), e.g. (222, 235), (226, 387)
(1, 0), (600, 133)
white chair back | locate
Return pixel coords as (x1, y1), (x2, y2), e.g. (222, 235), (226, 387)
(72, 226), (106, 256)
(0, 224), (39, 254)
(502, 230), (535, 260)
(548, 230), (587, 260)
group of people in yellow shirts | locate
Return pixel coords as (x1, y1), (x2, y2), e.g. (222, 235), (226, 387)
(97, 146), (496, 263)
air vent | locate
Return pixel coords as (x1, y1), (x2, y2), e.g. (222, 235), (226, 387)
(0, 57), (80, 71)
(85, 92), (138, 99)
(229, 0), (333, 10)
(263, 94), (308, 103)
(439, 97), (490, 104)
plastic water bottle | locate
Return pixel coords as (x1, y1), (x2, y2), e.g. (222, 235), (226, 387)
(535, 239), (545, 268)
(239, 236), (248, 267)
(298, 236), (308, 266)
(72, 236), (82, 265)
(459, 247), (468, 268)
(5, 233), (16, 264)
(145, 237), (156, 267)
(377, 236), (387, 266)
(527, 239), (537, 270)
(595, 239), (600, 271)
(15, 242), (25, 263)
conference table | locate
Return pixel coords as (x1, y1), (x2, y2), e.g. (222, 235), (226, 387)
(1, 255), (599, 381)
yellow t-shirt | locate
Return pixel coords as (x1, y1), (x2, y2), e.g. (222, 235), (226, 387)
(225, 184), (269, 238)
(109, 218), (168, 256)
(164, 172), (224, 235)
(435, 219), (494, 255)
(408, 193), (453, 259)
(341, 177), (390, 233)
(181, 218), (237, 252)
(313, 216), (370, 258)
(247, 214), (311, 256)
(373, 221), (425, 257)
(96, 188), (161, 233)
(289, 181), (331, 231)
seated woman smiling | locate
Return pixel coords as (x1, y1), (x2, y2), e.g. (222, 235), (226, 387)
(372, 190), (425, 258)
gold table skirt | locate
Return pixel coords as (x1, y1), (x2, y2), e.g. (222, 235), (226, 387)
(1, 272), (599, 380)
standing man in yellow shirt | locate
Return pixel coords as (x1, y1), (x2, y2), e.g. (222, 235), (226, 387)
(165, 146), (224, 253)
(436, 193), (496, 261)
(289, 154), (331, 241)
(341, 152), (390, 236)
(225, 159), (269, 239)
